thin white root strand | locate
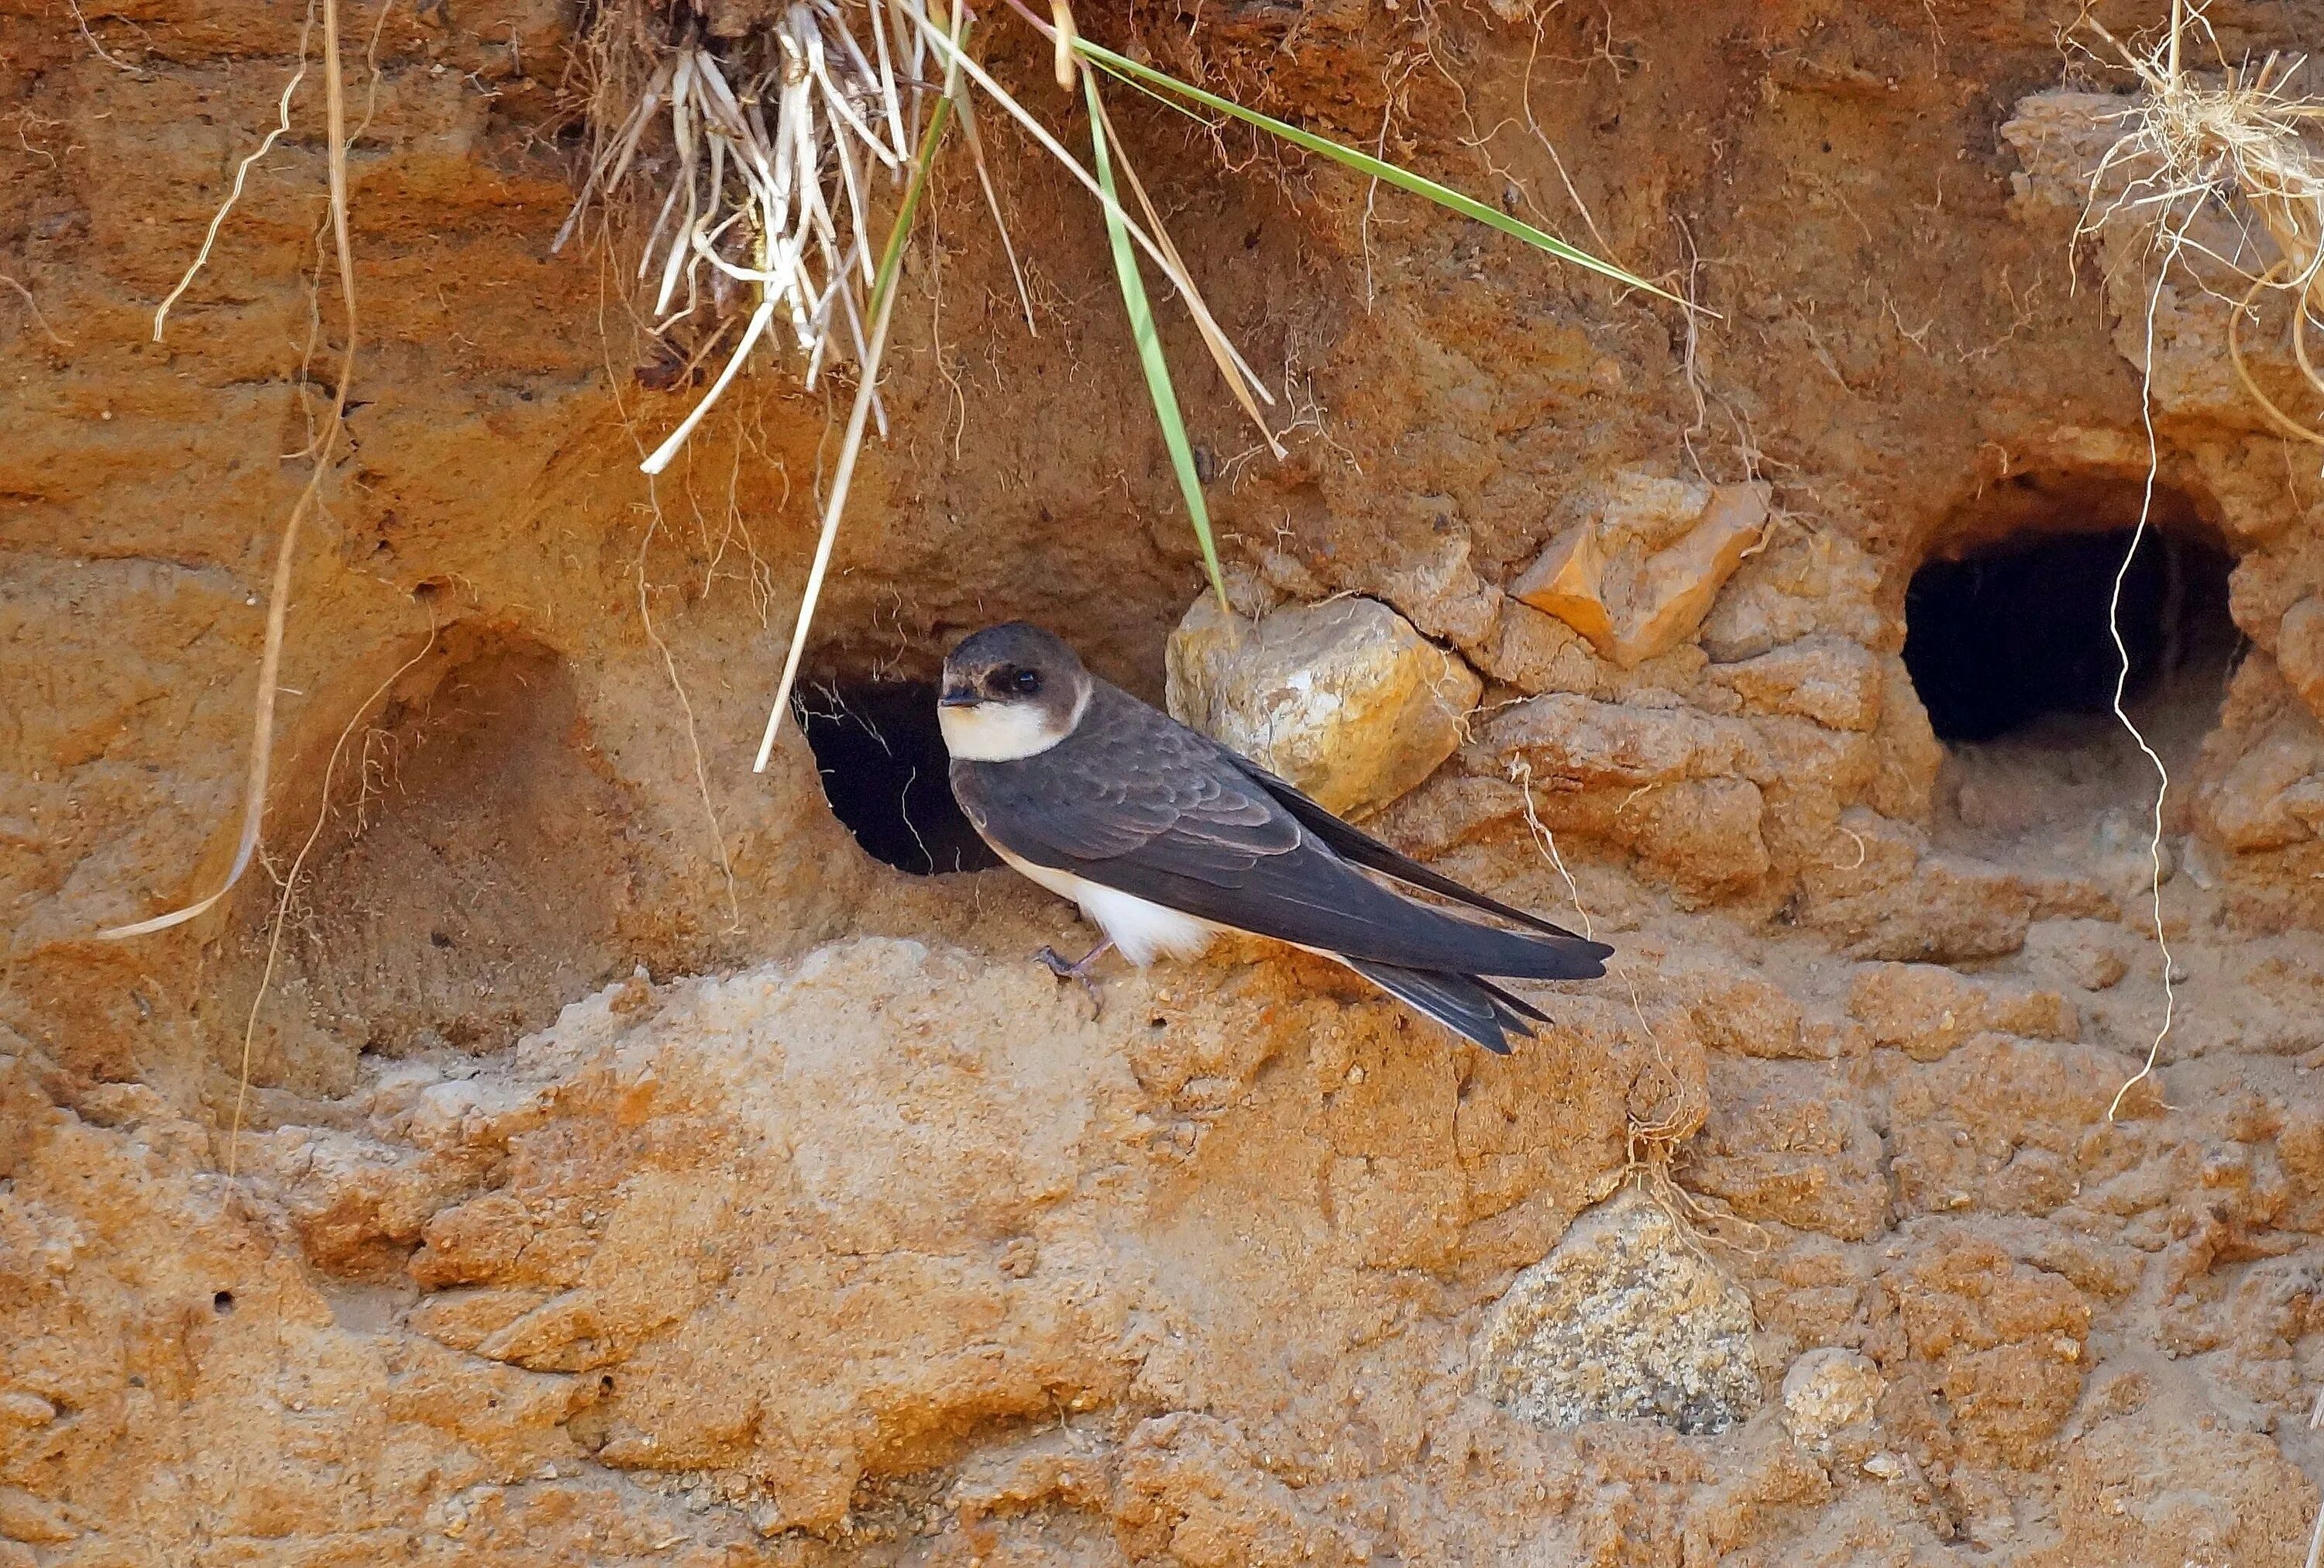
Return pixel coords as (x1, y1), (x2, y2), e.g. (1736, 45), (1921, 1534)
(641, 298), (775, 475)
(636, 482), (744, 931)
(154, 3), (315, 342)
(1, 274), (70, 346)
(2102, 183), (2183, 1126)
(230, 616), (438, 1177)
(1508, 757), (1593, 940)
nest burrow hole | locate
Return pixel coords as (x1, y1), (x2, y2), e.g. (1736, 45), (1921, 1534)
(795, 679), (999, 876)
(1903, 473), (2242, 748)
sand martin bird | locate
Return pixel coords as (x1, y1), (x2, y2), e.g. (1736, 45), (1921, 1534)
(938, 622), (1611, 1053)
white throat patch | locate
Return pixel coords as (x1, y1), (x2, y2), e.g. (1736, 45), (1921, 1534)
(937, 689), (1084, 762)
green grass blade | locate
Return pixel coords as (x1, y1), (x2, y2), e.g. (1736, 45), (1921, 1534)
(1073, 37), (1683, 307)
(1086, 67), (1228, 609)
(868, 70), (955, 325)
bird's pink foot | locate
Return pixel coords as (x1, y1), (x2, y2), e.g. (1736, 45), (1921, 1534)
(1037, 938), (1113, 1016)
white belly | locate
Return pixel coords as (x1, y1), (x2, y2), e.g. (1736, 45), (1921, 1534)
(992, 846), (1217, 967)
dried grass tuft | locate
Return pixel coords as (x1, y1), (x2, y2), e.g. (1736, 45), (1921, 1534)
(2078, 3), (2324, 440)
(559, 0), (933, 473)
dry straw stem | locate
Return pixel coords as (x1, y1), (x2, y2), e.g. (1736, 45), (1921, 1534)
(102, 0), (360, 942)
(1086, 67), (1229, 607)
(1086, 80), (1283, 461)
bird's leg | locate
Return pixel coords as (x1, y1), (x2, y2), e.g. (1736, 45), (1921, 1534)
(1037, 937), (1114, 1014)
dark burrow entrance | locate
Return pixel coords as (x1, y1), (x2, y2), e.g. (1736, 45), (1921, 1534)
(1904, 524), (2240, 742)
(1902, 474), (2245, 841)
(795, 680), (999, 875)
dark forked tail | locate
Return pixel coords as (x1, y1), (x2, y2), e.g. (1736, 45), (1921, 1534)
(1339, 958), (1555, 1055)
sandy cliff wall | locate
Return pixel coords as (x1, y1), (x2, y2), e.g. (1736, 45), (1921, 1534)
(9, 0), (2324, 1561)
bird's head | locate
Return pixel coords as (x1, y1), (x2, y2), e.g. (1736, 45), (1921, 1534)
(937, 622), (1094, 762)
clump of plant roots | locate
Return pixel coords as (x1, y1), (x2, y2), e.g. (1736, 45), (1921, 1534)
(2078, 2), (2324, 445)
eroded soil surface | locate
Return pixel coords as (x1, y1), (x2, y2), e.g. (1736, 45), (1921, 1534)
(10, 0), (2324, 1562)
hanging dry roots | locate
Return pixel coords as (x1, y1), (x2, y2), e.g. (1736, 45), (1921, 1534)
(2080, 12), (2324, 439)
(560, 0), (927, 473)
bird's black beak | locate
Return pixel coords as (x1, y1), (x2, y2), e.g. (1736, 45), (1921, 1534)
(938, 687), (979, 709)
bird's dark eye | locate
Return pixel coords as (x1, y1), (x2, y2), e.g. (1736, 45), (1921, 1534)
(1009, 668), (1042, 695)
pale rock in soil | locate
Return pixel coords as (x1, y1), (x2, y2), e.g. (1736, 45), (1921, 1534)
(2281, 595), (2324, 720)
(2020, 918), (2134, 991)
(1779, 1348), (1883, 1453)
(1511, 472), (1771, 669)
(1710, 637), (1882, 731)
(2199, 718), (2324, 851)
(1848, 962), (2078, 1062)
(1166, 593), (1482, 818)
(1470, 598), (1604, 695)
(1474, 1186), (1761, 1435)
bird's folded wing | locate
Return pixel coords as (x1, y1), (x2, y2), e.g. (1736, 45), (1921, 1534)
(955, 686), (1607, 980)
(1236, 758), (1604, 951)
